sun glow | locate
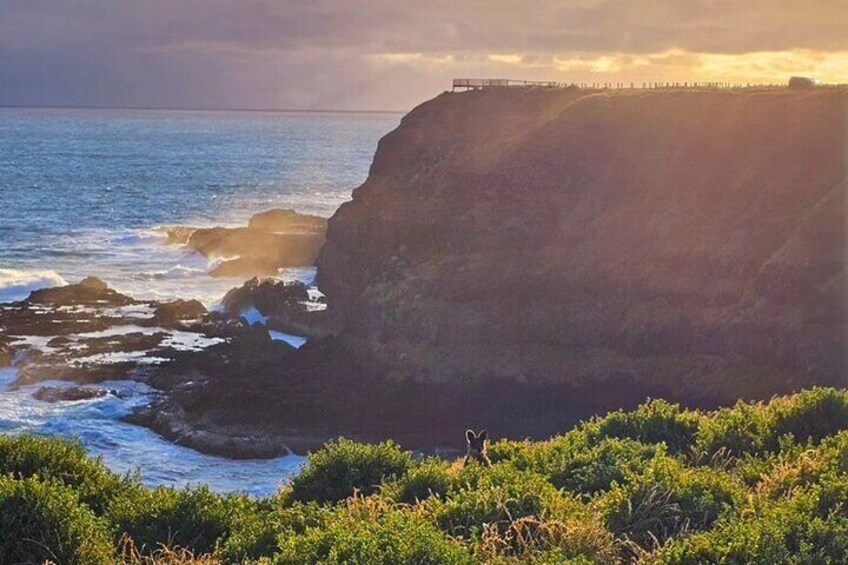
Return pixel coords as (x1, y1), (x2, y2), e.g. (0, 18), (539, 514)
(372, 48), (847, 87)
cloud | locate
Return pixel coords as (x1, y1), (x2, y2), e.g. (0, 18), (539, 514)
(0, 1), (846, 110)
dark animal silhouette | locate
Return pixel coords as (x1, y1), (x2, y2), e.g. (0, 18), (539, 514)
(464, 429), (491, 466)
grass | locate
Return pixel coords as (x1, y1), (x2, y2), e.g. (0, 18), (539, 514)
(0, 387), (845, 563)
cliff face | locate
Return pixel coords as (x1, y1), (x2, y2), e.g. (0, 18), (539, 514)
(317, 87), (847, 404)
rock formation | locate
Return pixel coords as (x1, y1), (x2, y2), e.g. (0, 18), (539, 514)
(317, 87), (847, 405)
(221, 277), (335, 337)
(163, 208), (327, 277)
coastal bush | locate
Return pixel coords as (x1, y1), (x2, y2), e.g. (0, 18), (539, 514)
(219, 495), (329, 562)
(0, 433), (131, 513)
(422, 464), (617, 562)
(696, 388), (848, 460)
(750, 431), (848, 499)
(768, 387), (848, 447)
(289, 438), (414, 504)
(596, 456), (743, 552)
(651, 478), (848, 564)
(107, 485), (238, 555)
(0, 475), (114, 565)
(590, 399), (702, 454)
(545, 438), (666, 497)
(506, 434), (666, 497)
(487, 438), (537, 467)
(381, 457), (454, 503)
(430, 464), (584, 539)
(695, 400), (770, 459)
(270, 495), (475, 565)
(0, 387), (845, 563)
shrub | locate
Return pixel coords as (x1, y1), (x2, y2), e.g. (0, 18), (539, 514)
(429, 465), (570, 540)
(0, 388), (844, 563)
(591, 399), (702, 454)
(596, 457), (742, 552)
(534, 437), (666, 497)
(474, 515), (618, 564)
(381, 457), (454, 503)
(0, 475), (114, 565)
(0, 433), (131, 513)
(651, 479), (848, 564)
(219, 495), (329, 562)
(752, 431), (848, 500)
(768, 388), (848, 447)
(696, 388), (848, 461)
(271, 496), (475, 565)
(425, 463), (616, 563)
(289, 439), (414, 504)
(487, 439), (537, 467)
(695, 400), (770, 459)
(108, 485), (238, 555)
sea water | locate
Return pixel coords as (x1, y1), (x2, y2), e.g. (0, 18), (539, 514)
(0, 107), (399, 493)
(0, 107), (398, 304)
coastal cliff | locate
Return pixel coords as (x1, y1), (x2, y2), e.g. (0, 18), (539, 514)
(317, 87), (847, 404)
(33, 87), (843, 456)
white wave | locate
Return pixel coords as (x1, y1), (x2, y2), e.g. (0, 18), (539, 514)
(241, 307), (308, 348)
(0, 268), (67, 303)
(0, 370), (304, 494)
(133, 265), (208, 281)
(161, 330), (228, 352)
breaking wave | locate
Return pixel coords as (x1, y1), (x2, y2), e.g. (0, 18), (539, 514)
(0, 268), (67, 302)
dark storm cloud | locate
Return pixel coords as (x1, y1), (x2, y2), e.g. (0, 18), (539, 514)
(1, 1), (846, 110)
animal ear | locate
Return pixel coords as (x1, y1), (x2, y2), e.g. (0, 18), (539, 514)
(478, 430), (488, 442)
(466, 429), (475, 443)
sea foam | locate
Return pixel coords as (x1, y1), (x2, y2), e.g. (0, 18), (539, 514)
(0, 268), (67, 302)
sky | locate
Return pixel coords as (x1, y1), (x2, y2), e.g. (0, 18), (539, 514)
(1, 0), (847, 111)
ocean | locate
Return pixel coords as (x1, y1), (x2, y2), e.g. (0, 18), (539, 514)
(0, 107), (399, 494)
(0, 107), (398, 304)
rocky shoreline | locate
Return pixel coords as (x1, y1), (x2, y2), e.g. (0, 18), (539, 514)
(0, 275), (326, 458)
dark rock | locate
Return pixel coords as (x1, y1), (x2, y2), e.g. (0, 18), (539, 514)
(153, 299), (207, 326)
(163, 209), (328, 276)
(26, 278), (136, 307)
(126, 400), (308, 458)
(209, 256), (282, 278)
(222, 277), (309, 315)
(247, 208), (327, 234)
(33, 386), (110, 403)
(221, 278), (335, 337)
(78, 276), (108, 291)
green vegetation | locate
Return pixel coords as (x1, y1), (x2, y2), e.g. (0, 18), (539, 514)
(289, 438), (413, 504)
(0, 387), (846, 563)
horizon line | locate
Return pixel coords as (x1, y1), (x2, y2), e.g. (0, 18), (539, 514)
(0, 103), (408, 115)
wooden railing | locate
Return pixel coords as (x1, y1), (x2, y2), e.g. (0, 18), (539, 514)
(452, 78), (564, 90)
(451, 78), (835, 92)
